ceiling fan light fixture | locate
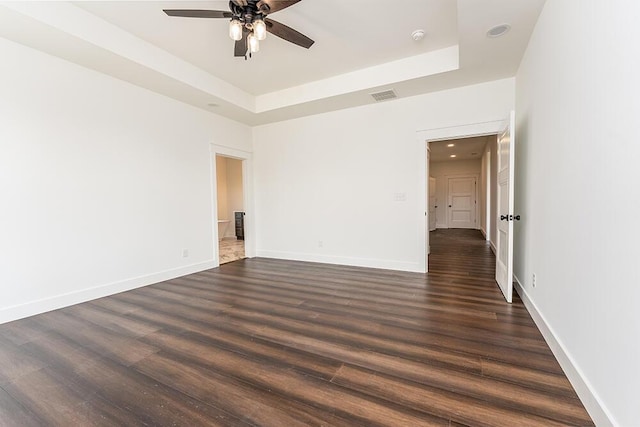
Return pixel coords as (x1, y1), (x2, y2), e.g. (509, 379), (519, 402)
(229, 19), (243, 41)
(164, 1), (313, 58)
(248, 33), (260, 53)
(253, 18), (267, 41)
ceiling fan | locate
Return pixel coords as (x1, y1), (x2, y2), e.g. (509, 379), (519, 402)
(163, 0), (314, 59)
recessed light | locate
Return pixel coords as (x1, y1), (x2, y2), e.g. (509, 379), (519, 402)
(450, 154), (457, 158)
(447, 143), (455, 147)
(487, 24), (511, 38)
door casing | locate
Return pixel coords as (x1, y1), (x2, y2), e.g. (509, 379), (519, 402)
(417, 120), (505, 274)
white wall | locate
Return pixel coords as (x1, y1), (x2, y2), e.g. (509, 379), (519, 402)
(0, 38), (252, 323)
(430, 159), (481, 228)
(514, 2), (640, 425)
(253, 78), (514, 272)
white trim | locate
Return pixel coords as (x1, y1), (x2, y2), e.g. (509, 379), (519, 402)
(257, 250), (424, 273)
(416, 120), (505, 141)
(417, 137), (428, 273)
(490, 241), (497, 255)
(482, 226), (497, 256)
(0, 261), (215, 325)
(513, 276), (615, 427)
(484, 151), (492, 242)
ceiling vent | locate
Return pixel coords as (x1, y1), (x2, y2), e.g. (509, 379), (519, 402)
(370, 89), (397, 102)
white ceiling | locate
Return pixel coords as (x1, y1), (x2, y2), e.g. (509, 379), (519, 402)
(0, 0), (546, 125)
(430, 135), (494, 162)
(74, 1), (459, 96)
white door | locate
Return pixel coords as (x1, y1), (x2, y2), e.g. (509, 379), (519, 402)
(448, 177), (476, 228)
(495, 111), (516, 303)
(429, 177), (437, 231)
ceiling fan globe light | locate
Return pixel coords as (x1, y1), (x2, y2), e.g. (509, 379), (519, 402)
(253, 19), (267, 40)
(229, 19), (243, 41)
(248, 33), (260, 53)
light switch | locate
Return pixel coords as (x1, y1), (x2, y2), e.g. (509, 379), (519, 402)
(393, 192), (407, 202)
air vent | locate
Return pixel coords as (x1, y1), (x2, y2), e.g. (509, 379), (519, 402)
(370, 89), (397, 102)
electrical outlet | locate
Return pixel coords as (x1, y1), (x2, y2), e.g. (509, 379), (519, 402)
(532, 273), (536, 288)
(182, 248), (189, 258)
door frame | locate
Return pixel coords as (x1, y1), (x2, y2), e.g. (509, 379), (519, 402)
(417, 120), (504, 273)
(428, 176), (437, 232)
(210, 144), (254, 268)
(445, 174), (479, 229)
(483, 152), (492, 243)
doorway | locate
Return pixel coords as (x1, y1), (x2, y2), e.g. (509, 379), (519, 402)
(211, 145), (253, 267)
(426, 135), (495, 277)
(428, 136), (489, 231)
(419, 120), (504, 274)
(216, 155), (245, 264)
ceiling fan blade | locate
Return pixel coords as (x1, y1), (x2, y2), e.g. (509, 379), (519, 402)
(234, 30), (248, 57)
(257, 0), (302, 14)
(163, 9), (232, 19)
(265, 18), (314, 49)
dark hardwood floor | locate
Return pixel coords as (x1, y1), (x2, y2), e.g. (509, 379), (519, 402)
(0, 229), (593, 426)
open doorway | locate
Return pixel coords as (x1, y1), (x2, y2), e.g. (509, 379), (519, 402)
(426, 133), (498, 266)
(419, 116), (514, 301)
(215, 154), (246, 264)
(419, 119), (504, 273)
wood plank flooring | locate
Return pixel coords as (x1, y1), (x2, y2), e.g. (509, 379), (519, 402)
(0, 229), (593, 426)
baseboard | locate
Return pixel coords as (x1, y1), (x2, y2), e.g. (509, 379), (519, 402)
(256, 250), (424, 273)
(513, 276), (615, 427)
(0, 260), (216, 325)
(481, 229), (497, 255)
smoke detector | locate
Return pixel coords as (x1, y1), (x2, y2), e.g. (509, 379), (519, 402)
(411, 29), (425, 41)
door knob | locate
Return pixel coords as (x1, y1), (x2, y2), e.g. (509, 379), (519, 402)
(513, 214), (521, 221)
(448, 205), (452, 208)
(500, 215), (508, 221)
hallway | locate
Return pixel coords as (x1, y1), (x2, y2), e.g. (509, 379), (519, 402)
(429, 228), (498, 281)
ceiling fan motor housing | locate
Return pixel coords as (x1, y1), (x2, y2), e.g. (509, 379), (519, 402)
(230, 0), (269, 23)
